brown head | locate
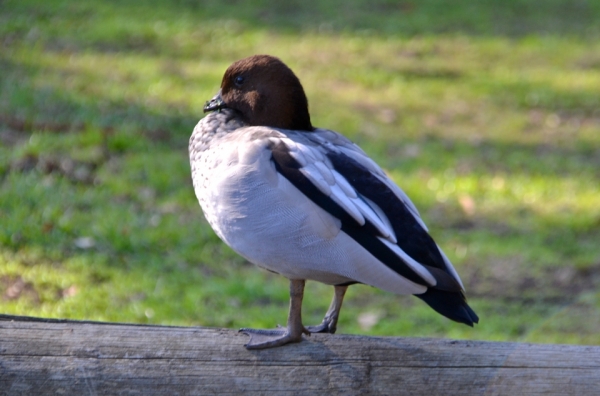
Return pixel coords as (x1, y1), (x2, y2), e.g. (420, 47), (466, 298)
(204, 55), (313, 131)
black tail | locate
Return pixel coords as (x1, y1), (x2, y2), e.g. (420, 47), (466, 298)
(415, 288), (479, 326)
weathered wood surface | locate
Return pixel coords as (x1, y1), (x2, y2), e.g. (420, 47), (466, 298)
(0, 314), (599, 395)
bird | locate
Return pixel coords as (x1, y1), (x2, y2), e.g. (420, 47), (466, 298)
(189, 54), (478, 349)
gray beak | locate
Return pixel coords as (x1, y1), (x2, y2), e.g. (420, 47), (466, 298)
(203, 90), (227, 113)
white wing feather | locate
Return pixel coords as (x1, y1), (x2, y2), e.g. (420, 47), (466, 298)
(287, 148), (308, 167)
(299, 164), (332, 196)
(378, 237), (437, 286)
(328, 183), (365, 225)
(314, 160), (335, 185)
(354, 194), (397, 243)
(318, 136), (429, 232)
(331, 169), (358, 198)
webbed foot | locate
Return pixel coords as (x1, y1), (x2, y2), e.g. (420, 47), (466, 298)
(240, 326), (309, 349)
(306, 318), (337, 334)
(240, 279), (309, 350)
(307, 284), (348, 334)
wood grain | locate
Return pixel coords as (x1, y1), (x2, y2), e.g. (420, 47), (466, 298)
(1, 314), (599, 395)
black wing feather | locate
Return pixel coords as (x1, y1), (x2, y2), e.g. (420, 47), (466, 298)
(416, 289), (479, 326)
(271, 140), (478, 326)
(326, 150), (447, 273)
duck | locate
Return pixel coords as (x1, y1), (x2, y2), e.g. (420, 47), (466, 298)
(189, 54), (478, 349)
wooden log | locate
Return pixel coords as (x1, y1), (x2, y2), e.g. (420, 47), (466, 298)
(1, 314), (599, 395)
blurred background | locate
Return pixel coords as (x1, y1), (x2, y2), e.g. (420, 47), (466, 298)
(1, 0), (599, 344)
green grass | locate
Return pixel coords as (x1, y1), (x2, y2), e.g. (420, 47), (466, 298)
(1, 0), (600, 345)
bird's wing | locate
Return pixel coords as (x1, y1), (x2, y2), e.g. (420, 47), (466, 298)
(306, 129), (429, 230)
(269, 128), (465, 292)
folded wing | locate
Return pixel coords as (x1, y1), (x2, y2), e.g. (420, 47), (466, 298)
(269, 130), (478, 326)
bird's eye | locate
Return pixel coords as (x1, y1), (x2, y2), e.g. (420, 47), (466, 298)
(234, 76), (244, 86)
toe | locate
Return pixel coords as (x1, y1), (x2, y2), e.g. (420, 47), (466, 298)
(240, 328), (304, 349)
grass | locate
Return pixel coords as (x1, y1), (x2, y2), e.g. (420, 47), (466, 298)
(1, 0), (600, 344)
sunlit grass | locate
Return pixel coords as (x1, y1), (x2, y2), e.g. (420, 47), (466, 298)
(1, 0), (599, 344)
